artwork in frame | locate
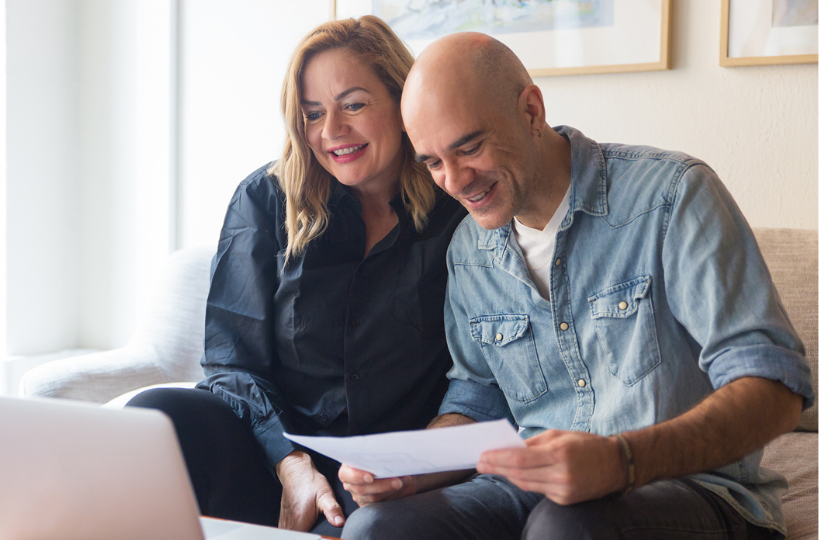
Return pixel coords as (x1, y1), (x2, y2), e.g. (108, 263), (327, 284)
(333, 0), (670, 77)
(720, 0), (818, 66)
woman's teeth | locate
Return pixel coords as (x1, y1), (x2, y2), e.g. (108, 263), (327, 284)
(333, 144), (366, 156)
(468, 186), (492, 203)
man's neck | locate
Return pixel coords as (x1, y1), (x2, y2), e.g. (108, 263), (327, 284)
(516, 128), (572, 231)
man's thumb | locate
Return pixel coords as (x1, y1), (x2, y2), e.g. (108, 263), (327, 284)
(318, 491), (345, 527)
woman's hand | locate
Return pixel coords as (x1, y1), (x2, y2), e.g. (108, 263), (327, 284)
(275, 451), (345, 531)
(338, 465), (418, 506)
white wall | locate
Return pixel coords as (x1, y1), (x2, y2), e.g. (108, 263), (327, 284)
(177, 0), (332, 248)
(0, 1), (7, 359)
(4, 0), (173, 355)
(6, 0), (81, 355)
(537, 0), (817, 230)
(76, 0), (173, 349)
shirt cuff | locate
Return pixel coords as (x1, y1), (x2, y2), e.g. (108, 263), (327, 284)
(254, 418), (297, 474)
(708, 344), (816, 410)
(438, 378), (516, 425)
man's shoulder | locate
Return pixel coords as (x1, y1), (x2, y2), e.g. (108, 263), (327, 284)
(450, 213), (481, 245)
(597, 142), (717, 219)
(447, 215), (504, 263)
(600, 143), (705, 179)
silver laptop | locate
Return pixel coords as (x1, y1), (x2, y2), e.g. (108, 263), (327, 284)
(0, 396), (323, 540)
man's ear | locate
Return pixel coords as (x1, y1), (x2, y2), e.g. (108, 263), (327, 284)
(519, 84), (546, 135)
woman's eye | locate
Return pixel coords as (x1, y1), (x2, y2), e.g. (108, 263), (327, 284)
(304, 112), (321, 122)
(427, 160), (442, 171)
(346, 102), (365, 112)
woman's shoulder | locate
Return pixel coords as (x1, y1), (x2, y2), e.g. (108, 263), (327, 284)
(235, 161), (283, 196)
(230, 161), (287, 212)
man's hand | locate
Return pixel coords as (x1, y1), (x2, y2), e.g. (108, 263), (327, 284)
(338, 466), (418, 506)
(477, 430), (626, 505)
(275, 451), (345, 531)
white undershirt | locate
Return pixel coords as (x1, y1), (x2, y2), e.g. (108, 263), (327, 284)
(512, 187), (571, 301)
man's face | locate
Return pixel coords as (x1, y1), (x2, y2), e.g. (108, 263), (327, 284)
(403, 83), (537, 230)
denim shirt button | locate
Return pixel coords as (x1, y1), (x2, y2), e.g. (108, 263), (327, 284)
(554, 258), (561, 266)
(618, 301), (628, 310)
(495, 333), (503, 341)
(577, 379), (586, 387)
(559, 322), (569, 331)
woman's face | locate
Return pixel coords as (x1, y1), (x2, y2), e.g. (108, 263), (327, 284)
(301, 48), (404, 196)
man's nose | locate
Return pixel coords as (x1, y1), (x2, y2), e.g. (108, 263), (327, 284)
(322, 110), (349, 140)
(443, 162), (475, 197)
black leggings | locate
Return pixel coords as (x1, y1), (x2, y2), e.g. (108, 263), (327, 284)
(127, 387), (358, 536)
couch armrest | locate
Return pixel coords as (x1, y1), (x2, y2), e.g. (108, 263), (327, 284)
(19, 246), (214, 403)
(19, 344), (165, 403)
(754, 228), (818, 432)
(760, 431), (818, 540)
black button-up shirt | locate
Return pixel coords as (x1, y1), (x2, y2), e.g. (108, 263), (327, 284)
(196, 163), (467, 471)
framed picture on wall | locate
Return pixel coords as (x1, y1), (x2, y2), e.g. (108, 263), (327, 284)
(720, 0), (818, 66)
(333, 0), (670, 77)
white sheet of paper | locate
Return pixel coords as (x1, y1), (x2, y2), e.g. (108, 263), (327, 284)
(283, 420), (525, 478)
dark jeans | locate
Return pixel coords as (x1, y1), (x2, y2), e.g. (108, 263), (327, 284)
(342, 474), (777, 540)
(127, 388), (358, 537)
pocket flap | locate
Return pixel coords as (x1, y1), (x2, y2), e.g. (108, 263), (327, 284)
(469, 314), (530, 346)
(589, 276), (652, 320)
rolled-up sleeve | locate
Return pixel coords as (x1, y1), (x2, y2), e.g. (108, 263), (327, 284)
(662, 163), (815, 409)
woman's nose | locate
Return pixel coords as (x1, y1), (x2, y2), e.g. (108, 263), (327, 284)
(322, 110), (349, 140)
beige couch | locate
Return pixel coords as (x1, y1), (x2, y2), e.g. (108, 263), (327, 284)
(20, 228), (818, 539)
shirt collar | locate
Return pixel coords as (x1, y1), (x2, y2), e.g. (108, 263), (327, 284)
(477, 125), (609, 249)
(327, 178), (410, 224)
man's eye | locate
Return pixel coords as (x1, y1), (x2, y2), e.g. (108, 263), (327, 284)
(427, 160), (442, 171)
(463, 143), (481, 156)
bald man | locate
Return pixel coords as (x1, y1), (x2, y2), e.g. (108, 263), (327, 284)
(339, 33), (813, 540)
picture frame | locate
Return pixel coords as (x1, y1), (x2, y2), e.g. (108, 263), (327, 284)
(720, 0), (818, 67)
(333, 0), (670, 77)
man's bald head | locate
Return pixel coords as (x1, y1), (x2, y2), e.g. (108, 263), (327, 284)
(403, 33), (533, 122)
(401, 32), (567, 232)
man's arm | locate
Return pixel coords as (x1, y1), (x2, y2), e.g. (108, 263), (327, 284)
(630, 376), (801, 487)
(477, 376), (802, 505)
(338, 413), (477, 506)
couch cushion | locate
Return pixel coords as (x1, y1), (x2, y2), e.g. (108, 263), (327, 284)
(754, 228), (818, 432)
(760, 432), (818, 540)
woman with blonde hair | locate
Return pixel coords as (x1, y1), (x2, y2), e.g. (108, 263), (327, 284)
(129, 15), (466, 537)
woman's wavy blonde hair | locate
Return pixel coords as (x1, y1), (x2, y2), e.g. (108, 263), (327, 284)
(272, 15), (436, 263)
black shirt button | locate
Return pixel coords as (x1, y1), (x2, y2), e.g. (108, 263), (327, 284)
(349, 373), (360, 381)
(318, 414), (328, 423)
(351, 318), (360, 327)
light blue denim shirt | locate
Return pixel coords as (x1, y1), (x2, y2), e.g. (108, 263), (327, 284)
(439, 125), (815, 536)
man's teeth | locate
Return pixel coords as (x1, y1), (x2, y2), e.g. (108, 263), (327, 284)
(333, 145), (365, 156)
(468, 187), (492, 203)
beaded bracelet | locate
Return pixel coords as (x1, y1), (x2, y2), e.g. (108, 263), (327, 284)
(614, 433), (635, 496)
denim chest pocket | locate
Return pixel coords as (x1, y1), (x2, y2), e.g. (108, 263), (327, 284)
(589, 275), (661, 386)
(469, 314), (547, 403)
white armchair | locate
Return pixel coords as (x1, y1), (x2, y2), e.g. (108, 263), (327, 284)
(18, 247), (214, 403)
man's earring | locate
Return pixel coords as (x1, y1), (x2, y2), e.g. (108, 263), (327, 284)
(536, 129), (542, 138)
